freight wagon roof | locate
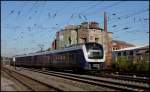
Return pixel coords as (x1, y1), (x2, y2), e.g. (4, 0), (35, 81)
(113, 45), (149, 52)
(13, 44), (84, 58)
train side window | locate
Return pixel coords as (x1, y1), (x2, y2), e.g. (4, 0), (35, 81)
(123, 52), (127, 56)
(129, 51), (133, 55)
(117, 52), (121, 56)
(34, 56), (37, 61)
(63, 55), (65, 61)
(60, 55), (63, 61)
(54, 56), (55, 61)
(49, 55), (51, 61)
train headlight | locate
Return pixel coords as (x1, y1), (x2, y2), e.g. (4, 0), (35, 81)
(87, 51), (90, 56)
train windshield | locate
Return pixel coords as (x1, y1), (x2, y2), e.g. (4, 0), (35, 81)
(85, 43), (103, 59)
(88, 50), (103, 59)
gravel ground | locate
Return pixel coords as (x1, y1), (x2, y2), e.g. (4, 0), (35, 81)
(8, 67), (116, 91)
(34, 73), (115, 91)
(1, 76), (17, 91)
(1, 69), (31, 91)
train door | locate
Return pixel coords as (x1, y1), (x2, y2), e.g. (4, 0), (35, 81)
(69, 53), (74, 64)
(65, 53), (69, 65)
(47, 54), (52, 69)
(49, 55), (52, 65)
(37, 55), (41, 67)
(42, 55), (49, 67)
(75, 51), (85, 68)
(74, 53), (80, 64)
(31, 56), (34, 66)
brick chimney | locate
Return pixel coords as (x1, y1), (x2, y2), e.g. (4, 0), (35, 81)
(104, 12), (112, 69)
(104, 12), (107, 32)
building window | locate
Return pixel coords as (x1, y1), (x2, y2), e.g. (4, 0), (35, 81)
(69, 37), (71, 45)
(90, 36), (93, 40)
(113, 42), (116, 46)
(95, 38), (98, 43)
(82, 38), (87, 43)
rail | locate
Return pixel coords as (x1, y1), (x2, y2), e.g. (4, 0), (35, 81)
(21, 67), (149, 91)
(2, 67), (64, 91)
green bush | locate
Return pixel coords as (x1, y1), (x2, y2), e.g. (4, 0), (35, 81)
(135, 61), (149, 72)
(111, 56), (149, 72)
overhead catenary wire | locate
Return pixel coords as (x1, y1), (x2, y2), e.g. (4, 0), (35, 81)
(31, 1), (47, 30)
(66, 1), (125, 25)
(108, 8), (148, 35)
(3, 8), (148, 31)
(66, 2), (103, 25)
(82, 1), (124, 15)
(1, 1), (29, 21)
(2, 1), (149, 54)
(108, 8), (149, 24)
(79, 1), (104, 15)
(16, 1), (39, 27)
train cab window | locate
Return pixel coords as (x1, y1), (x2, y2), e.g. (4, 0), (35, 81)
(88, 51), (103, 59)
(85, 43), (103, 51)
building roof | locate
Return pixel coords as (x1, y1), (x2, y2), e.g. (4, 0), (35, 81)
(64, 25), (78, 30)
(80, 21), (101, 30)
(112, 40), (135, 47)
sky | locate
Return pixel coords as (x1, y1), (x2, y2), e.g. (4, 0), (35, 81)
(1, 1), (149, 57)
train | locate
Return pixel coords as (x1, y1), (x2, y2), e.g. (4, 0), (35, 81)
(112, 45), (149, 62)
(10, 42), (105, 72)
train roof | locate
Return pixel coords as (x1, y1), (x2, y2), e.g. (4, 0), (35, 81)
(13, 42), (102, 58)
(14, 42), (102, 58)
(14, 44), (83, 58)
(113, 45), (149, 52)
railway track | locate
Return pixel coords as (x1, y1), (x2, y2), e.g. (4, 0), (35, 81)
(52, 70), (149, 84)
(96, 73), (149, 84)
(2, 67), (64, 91)
(21, 67), (149, 91)
(2, 66), (149, 91)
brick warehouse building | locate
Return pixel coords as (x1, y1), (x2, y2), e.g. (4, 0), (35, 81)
(112, 40), (135, 51)
(51, 12), (113, 68)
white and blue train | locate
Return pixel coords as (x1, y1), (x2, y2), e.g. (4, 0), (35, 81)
(11, 42), (105, 71)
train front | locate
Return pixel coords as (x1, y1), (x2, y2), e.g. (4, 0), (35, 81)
(83, 42), (105, 70)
